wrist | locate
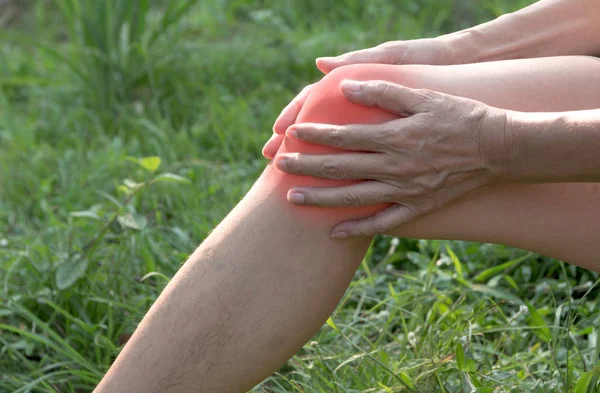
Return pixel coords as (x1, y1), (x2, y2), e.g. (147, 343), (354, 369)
(480, 107), (519, 183)
(498, 111), (570, 183)
(438, 30), (479, 65)
(445, 13), (528, 64)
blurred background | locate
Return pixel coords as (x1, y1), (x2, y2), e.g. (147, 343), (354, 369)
(2, 0), (599, 392)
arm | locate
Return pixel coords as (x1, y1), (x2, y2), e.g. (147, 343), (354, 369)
(276, 59), (600, 269)
(446, 0), (600, 63)
(501, 109), (600, 182)
(264, 0), (600, 159)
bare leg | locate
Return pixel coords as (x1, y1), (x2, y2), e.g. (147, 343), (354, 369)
(284, 56), (600, 269)
(95, 56), (600, 393)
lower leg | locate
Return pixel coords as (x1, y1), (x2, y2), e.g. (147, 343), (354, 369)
(94, 83), (389, 392)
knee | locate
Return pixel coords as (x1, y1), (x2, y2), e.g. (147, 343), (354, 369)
(297, 64), (405, 126)
(270, 64), (398, 219)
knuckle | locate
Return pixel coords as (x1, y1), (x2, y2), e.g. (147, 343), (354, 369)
(286, 155), (308, 174)
(382, 153), (399, 170)
(321, 161), (344, 179)
(419, 197), (439, 213)
(326, 128), (345, 148)
(382, 189), (398, 202)
(378, 41), (396, 49)
(372, 221), (389, 235)
(380, 123), (397, 140)
(414, 88), (439, 111)
(376, 81), (392, 97)
(365, 189), (385, 203)
(372, 124), (393, 149)
(341, 191), (362, 207)
(368, 80), (391, 97)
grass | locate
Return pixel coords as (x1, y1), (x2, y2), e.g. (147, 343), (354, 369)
(1, 0), (599, 392)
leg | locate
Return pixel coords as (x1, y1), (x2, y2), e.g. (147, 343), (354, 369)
(95, 95), (384, 391)
(95, 56), (600, 393)
(277, 56), (600, 269)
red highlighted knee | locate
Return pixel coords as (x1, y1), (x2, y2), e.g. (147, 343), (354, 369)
(273, 64), (405, 219)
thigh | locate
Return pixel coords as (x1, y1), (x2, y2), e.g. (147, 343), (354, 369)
(274, 56), (600, 269)
(324, 56), (600, 112)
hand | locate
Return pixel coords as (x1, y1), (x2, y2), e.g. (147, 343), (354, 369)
(315, 37), (457, 73)
(262, 83), (315, 159)
(274, 80), (508, 238)
(262, 37), (457, 159)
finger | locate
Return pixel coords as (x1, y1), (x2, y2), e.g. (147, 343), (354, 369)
(275, 152), (388, 180)
(316, 46), (393, 74)
(286, 181), (398, 208)
(340, 80), (439, 116)
(286, 123), (382, 152)
(273, 83), (315, 135)
(262, 133), (285, 159)
(331, 204), (420, 238)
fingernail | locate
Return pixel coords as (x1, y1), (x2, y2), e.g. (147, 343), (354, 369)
(341, 80), (362, 94)
(331, 231), (348, 239)
(286, 128), (298, 139)
(288, 192), (305, 204)
(272, 118), (281, 133)
(317, 56), (335, 62)
(275, 156), (288, 170)
(273, 112), (290, 134)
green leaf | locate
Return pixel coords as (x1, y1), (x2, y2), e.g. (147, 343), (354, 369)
(153, 173), (191, 184)
(376, 381), (393, 393)
(124, 178), (141, 188)
(117, 212), (147, 230)
(471, 284), (524, 305)
(326, 317), (339, 332)
(503, 275), (519, 291)
(55, 258), (89, 290)
(461, 372), (476, 393)
(455, 342), (465, 371)
(70, 210), (100, 220)
(140, 271), (171, 283)
(526, 302), (551, 342)
(139, 156), (161, 172)
(397, 371), (414, 389)
(573, 371), (591, 393)
(465, 358), (477, 372)
(445, 245), (463, 278)
(70, 204), (103, 220)
(406, 251), (429, 266)
(474, 253), (530, 282)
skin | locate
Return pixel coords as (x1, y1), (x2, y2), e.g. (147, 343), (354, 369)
(274, 58), (600, 243)
(95, 1), (600, 390)
(96, 56), (600, 393)
(275, 77), (600, 235)
(276, 78), (502, 231)
(263, 0), (600, 160)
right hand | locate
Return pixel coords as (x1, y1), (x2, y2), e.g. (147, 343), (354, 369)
(262, 37), (457, 159)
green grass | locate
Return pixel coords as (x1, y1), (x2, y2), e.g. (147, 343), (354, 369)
(1, 0), (599, 392)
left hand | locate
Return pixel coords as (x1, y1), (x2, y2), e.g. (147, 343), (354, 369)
(274, 80), (509, 238)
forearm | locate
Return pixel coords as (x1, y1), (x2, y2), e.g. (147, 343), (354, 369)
(320, 60), (600, 268)
(442, 0), (600, 63)
(501, 109), (600, 183)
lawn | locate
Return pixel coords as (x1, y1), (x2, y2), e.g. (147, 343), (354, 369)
(1, 0), (599, 392)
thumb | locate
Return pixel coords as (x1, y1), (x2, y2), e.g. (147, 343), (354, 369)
(316, 46), (392, 74)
